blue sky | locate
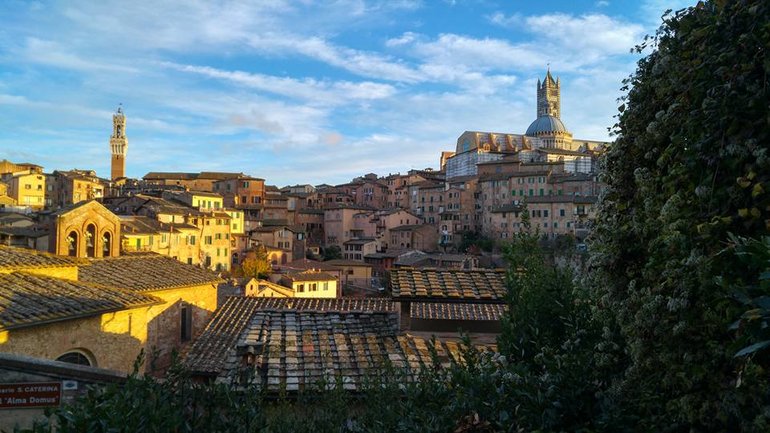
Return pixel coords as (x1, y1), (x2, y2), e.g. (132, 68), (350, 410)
(0, 0), (693, 186)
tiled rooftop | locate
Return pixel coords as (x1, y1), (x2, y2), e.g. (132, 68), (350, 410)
(184, 297), (394, 375)
(0, 272), (161, 331)
(79, 254), (222, 292)
(410, 302), (507, 321)
(0, 245), (84, 270)
(285, 270), (337, 282)
(184, 297), (478, 391)
(390, 269), (507, 301)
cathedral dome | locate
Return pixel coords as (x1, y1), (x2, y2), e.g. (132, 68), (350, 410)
(525, 115), (568, 136)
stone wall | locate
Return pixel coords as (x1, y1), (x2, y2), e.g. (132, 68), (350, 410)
(0, 307), (150, 372)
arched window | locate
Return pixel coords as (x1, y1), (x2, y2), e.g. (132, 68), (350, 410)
(85, 224), (97, 257)
(56, 351), (92, 366)
(102, 232), (112, 257)
(66, 231), (78, 257)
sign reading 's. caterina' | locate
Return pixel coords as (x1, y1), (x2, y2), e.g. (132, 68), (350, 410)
(0, 382), (61, 408)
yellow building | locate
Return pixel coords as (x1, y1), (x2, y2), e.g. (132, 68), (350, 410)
(0, 246), (157, 372)
(0, 273), (160, 372)
(1, 170), (46, 210)
(244, 278), (295, 298)
(79, 254), (222, 375)
(163, 190), (224, 211)
(279, 270), (338, 298)
(0, 246), (222, 376)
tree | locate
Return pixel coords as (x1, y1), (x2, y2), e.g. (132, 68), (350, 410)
(322, 245), (341, 261)
(588, 1), (770, 429)
(238, 246), (272, 279)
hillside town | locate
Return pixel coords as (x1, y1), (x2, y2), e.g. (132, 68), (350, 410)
(0, 71), (606, 428)
(2, 1), (767, 431)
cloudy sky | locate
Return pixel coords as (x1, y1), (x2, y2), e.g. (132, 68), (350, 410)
(0, 0), (693, 186)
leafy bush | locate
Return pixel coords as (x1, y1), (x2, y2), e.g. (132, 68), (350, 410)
(589, 0), (770, 429)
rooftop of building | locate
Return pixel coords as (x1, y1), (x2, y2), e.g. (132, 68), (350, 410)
(0, 272), (162, 331)
(183, 296), (478, 389)
(79, 254), (222, 292)
(390, 268), (507, 302)
(323, 259), (373, 268)
(283, 269), (337, 282)
(409, 302), (507, 321)
(0, 245), (84, 270)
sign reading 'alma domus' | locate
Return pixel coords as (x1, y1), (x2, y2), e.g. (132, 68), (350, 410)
(0, 382), (61, 408)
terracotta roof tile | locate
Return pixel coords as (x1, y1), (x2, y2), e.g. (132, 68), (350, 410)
(184, 297), (395, 375)
(0, 245), (84, 270)
(184, 297), (484, 390)
(391, 269), (507, 301)
(410, 302), (507, 321)
(0, 272), (161, 331)
(79, 254), (222, 292)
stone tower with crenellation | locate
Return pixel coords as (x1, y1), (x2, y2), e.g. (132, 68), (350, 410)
(536, 68), (561, 119)
(109, 106), (128, 180)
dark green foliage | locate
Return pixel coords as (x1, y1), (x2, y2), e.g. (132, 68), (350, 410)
(322, 245), (342, 261)
(589, 0), (770, 429)
(458, 231), (495, 253)
(497, 232), (610, 431)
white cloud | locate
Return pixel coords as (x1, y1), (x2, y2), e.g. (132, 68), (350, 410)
(386, 32), (419, 47)
(525, 14), (643, 55)
(165, 63), (396, 104)
(22, 38), (138, 73)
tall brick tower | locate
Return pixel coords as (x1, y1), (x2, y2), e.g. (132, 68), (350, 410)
(110, 105), (128, 180)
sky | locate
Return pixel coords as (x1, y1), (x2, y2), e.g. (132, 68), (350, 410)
(0, 0), (694, 186)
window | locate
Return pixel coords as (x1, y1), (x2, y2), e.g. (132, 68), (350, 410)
(297, 284), (304, 293)
(560, 209), (566, 217)
(180, 304), (192, 342)
(56, 351), (92, 366)
(205, 236), (212, 245)
(189, 235), (196, 245)
(529, 189), (534, 196)
(539, 188), (544, 196)
(543, 210), (549, 218)
(84, 224), (96, 257)
(102, 232), (111, 257)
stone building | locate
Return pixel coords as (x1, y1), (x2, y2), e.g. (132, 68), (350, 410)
(48, 200), (121, 258)
(0, 246), (222, 377)
(0, 246), (157, 373)
(46, 169), (106, 209)
(79, 254), (221, 375)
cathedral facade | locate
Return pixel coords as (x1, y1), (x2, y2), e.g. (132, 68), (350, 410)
(445, 70), (607, 179)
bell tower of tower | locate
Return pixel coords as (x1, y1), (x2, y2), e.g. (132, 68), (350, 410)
(110, 105), (128, 180)
(536, 68), (561, 119)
